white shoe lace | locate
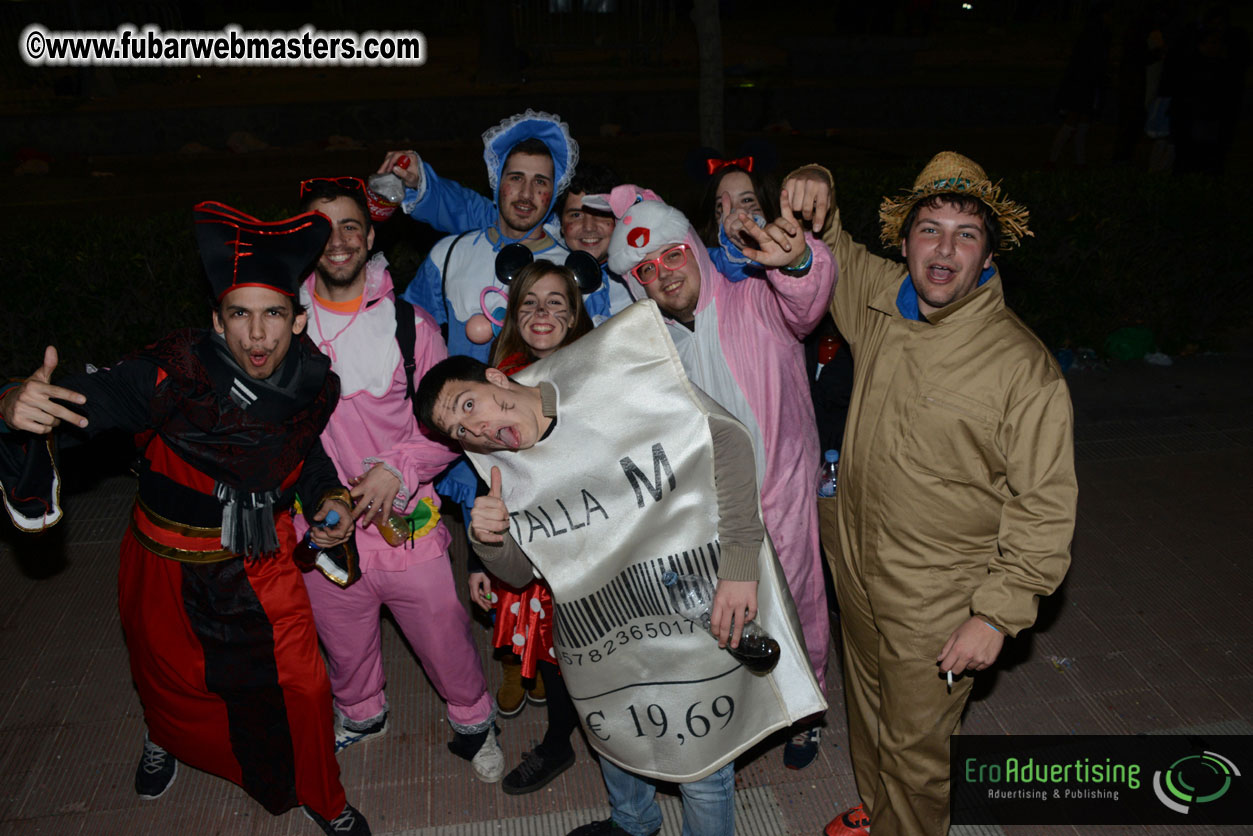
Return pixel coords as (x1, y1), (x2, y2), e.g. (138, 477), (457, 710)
(141, 741), (169, 775)
(329, 807), (358, 832)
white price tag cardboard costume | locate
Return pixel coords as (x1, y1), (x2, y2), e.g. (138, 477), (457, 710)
(466, 300), (825, 781)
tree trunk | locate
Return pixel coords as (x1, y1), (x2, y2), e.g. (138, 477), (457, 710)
(692, 0), (724, 152)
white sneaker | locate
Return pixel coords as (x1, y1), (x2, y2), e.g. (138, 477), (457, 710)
(471, 728), (505, 783)
(334, 712), (388, 753)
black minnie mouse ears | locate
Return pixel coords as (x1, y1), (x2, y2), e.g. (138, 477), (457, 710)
(494, 244), (534, 286)
(565, 251), (602, 294)
(494, 243), (603, 295)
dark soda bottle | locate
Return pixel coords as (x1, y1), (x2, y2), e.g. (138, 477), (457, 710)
(661, 570), (780, 674)
(728, 634), (781, 673)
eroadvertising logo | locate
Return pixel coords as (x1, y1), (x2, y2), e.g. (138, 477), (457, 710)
(1153, 750), (1240, 814)
(951, 735), (1252, 825)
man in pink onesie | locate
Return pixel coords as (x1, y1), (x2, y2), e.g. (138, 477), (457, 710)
(598, 186), (836, 767)
(295, 178), (503, 783)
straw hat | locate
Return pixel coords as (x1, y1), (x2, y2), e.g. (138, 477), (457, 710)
(878, 151), (1032, 252)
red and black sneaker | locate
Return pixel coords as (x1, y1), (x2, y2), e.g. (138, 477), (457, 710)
(824, 803), (870, 836)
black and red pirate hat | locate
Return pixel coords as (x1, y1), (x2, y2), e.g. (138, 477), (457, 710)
(193, 201), (331, 301)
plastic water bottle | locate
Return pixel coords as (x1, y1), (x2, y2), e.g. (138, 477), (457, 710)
(661, 571), (780, 674)
(817, 449), (839, 497)
(293, 510), (340, 567)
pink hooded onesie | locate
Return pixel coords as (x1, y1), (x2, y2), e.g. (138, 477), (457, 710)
(601, 187), (835, 689)
(296, 254), (493, 730)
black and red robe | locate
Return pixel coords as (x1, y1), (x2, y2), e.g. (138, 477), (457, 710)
(1, 328), (348, 819)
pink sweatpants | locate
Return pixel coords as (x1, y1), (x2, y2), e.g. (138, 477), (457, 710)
(303, 549), (492, 727)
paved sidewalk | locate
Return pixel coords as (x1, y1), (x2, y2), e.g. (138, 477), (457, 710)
(1, 354), (1251, 835)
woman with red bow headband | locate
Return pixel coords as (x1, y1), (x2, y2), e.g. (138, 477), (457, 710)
(694, 149), (781, 252)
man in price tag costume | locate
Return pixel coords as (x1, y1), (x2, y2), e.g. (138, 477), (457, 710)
(415, 301), (825, 836)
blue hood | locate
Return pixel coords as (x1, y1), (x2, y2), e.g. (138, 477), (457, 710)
(482, 109), (579, 241)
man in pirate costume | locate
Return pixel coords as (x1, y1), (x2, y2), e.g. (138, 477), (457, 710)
(414, 301), (826, 836)
(779, 153), (1077, 836)
(294, 178), (502, 781)
(0, 203), (372, 836)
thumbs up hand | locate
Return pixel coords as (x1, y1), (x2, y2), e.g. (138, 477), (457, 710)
(470, 466), (511, 545)
(0, 346), (89, 434)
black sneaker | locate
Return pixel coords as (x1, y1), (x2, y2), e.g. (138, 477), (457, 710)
(502, 746), (575, 795)
(135, 736), (177, 799)
(303, 802), (371, 835)
(783, 726), (822, 770)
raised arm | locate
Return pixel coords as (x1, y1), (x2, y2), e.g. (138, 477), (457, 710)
(783, 164), (904, 346)
(3, 345), (158, 438)
(720, 191), (837, 339)
(379, 150), (497, 233)
(1, 346), (158, 533)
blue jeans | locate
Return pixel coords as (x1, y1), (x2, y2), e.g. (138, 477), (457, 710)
(600, 757), (735, 836)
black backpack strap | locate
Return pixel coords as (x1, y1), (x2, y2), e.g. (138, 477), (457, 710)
(393, 298), (418, 401)
(436, 230), (471, 345)
(439, 231), (472, 316)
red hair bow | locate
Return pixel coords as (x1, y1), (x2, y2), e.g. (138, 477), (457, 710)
(706, 156), (754, 175)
